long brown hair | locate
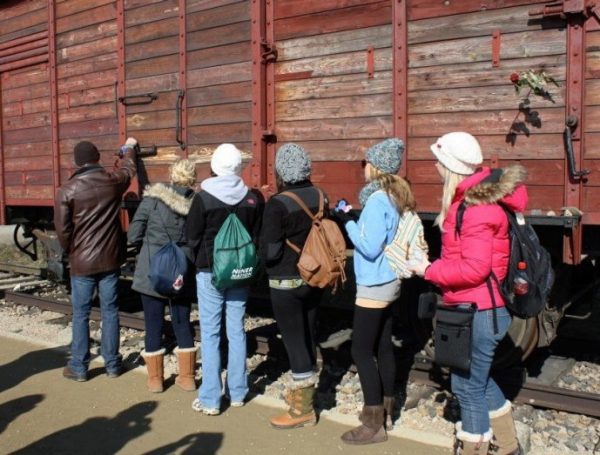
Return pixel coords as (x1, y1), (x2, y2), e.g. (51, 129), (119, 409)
(368, 166), (416, 213)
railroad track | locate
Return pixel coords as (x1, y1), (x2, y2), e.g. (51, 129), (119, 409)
(1, 267), (599, 418)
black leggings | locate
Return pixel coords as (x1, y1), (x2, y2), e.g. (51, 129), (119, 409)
(142, 294), (194, 352)
(270, 286), (321, 376)
(351, 305), (395, 406)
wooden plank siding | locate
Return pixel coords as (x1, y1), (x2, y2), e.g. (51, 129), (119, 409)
(406, 4), (567, 213)
(184, 0), (253, 161)
(273, 0), (394, 206)
(0, 0), (596, 240)
(54, 0), (118, 178)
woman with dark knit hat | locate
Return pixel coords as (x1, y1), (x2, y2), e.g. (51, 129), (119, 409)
(335, 138), (419, 445)
(259, 143), (328, 429)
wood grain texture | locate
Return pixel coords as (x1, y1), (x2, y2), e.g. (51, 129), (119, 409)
(409, 28), (565, 68)
(187, 42), (250, 71)
(408, 108), (565, 136)
(186, 81), (252, 107)
(408, 5), (564, 44)
(124, 0), (179, 27)
(274, 1), (390, 41)
(187, 102), (252, 126)
(408, 0), (548, 21)
(187, 61), (251, 88)
(56, 4), (116, 34)
(187, 21), (250, 52)
(57, 53), (117, 79)
(187, 1), (248, 32)
(276, 71), (392, 102)
(276, 117), (392, 142)
(276, 24), (391, 62)
(276, 94), (392, 121)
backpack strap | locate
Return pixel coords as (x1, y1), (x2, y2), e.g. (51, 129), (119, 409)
(455, 200), (467, 238)
(280, 188), (325, 254)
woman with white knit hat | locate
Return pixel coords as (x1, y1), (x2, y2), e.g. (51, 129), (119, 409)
(410, 132), (526, 455)
(186, 143), (264, 416)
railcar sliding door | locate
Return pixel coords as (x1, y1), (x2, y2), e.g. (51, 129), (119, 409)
(272, 1), (394, 206)
(405, 2), (567, 215)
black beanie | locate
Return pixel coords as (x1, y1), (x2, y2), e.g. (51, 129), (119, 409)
(74, 141), (100, 166)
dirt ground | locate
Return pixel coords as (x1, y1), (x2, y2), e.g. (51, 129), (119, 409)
(0, 334), (450, 455)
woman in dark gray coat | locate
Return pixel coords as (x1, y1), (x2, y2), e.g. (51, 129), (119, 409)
(128, 159), (197, 393)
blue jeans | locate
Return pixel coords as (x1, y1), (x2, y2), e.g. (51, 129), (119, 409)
(141, 294), (194, 352)
(451, 306), (511, 435)
(69, 270), (122, 375)
(196, 271), (249, 408)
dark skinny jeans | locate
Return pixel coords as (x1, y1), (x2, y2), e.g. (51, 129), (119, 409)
(142, 294), (194, 352)
(351, 305), (395, 406)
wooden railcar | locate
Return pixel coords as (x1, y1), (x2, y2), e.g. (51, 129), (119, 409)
(0, 0), (599, 265)
(2, 0), (600, 364)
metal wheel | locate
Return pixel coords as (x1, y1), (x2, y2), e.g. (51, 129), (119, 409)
(13, 224), (38, 261)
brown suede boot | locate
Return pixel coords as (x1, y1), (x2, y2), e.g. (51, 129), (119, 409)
(341, 405), (387, 445)
(174, 346), (197, 392)
(454, 424), (492, 455)
(383, 396), (395, 430)
(270, 378), (317, 429)
(142, 349), (165, 393)
(489, 401), (521, 454)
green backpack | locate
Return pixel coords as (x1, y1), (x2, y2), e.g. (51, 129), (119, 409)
(211, 211), (258, 290)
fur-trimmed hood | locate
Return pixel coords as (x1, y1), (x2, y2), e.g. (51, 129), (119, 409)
(462, 165), (528, 211)
(143, 183), (194, 216)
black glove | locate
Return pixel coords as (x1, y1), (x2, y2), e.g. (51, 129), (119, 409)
(333, 209), (357, 224)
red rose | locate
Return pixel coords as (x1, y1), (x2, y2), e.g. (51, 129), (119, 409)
(510, 72), (520, 84)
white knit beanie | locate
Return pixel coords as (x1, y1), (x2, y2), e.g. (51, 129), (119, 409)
(430, 132), (483, 176)
(211, 143), (242, 176)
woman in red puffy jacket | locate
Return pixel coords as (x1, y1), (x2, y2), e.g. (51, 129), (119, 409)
(411, 132), (526, 455)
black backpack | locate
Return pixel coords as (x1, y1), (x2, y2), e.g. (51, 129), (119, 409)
(456, 178), (554, 320)
(147, 201), (190, 297)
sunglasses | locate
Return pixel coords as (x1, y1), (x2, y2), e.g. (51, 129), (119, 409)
(361, 159), (368, 168)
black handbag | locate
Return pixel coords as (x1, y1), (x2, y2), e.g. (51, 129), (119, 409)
(434, 304), (476, 373)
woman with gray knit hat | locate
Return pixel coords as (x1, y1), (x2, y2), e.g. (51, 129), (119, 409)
(334, 138), (418, 445)
(259, 143), (329, 429)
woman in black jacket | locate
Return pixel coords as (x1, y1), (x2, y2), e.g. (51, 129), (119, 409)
(186, 143), (264, 416)
(259, 143), (329, 429)
(128, 159), (197, 394)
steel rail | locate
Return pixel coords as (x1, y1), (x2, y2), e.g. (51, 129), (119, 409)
(410, 363), (600, 418)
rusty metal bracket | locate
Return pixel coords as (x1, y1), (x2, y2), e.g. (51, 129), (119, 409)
(261, 40), (277, 64)
(530, 0), (598, 18)
(367, 46), (375, 78)
(262, 129), (277, 143)
(492, 30), (501, 67)
(176, 90), (186, 150)
(118, 93), (158, 106)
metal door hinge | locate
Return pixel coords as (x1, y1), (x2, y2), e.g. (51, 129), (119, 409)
(261, 41), (278, 64)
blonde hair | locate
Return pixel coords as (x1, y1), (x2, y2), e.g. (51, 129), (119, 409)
(435, 165), (465, 229)
(170, 159), (196, 188)
(367, 166), (416, 213)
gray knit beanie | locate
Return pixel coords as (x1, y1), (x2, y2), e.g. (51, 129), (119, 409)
(275, 143), (311, 184)
(365, 138), (404, 174)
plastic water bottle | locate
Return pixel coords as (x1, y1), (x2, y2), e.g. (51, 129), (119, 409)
(513, 261), (529, 296)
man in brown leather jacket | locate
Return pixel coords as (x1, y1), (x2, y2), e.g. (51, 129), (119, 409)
(54, 138), (137, 381)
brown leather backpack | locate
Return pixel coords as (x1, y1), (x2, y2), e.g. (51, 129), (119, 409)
(281, 189), (347, 292)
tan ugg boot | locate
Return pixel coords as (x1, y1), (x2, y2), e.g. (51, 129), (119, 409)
(341, 405), (387, 445)
(454, 424), (492, 455)
(489, 401), (521, 454)
(270, 376), (317, 429)
(174, 346), (197, 392)
(141, 349), (165, 393)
